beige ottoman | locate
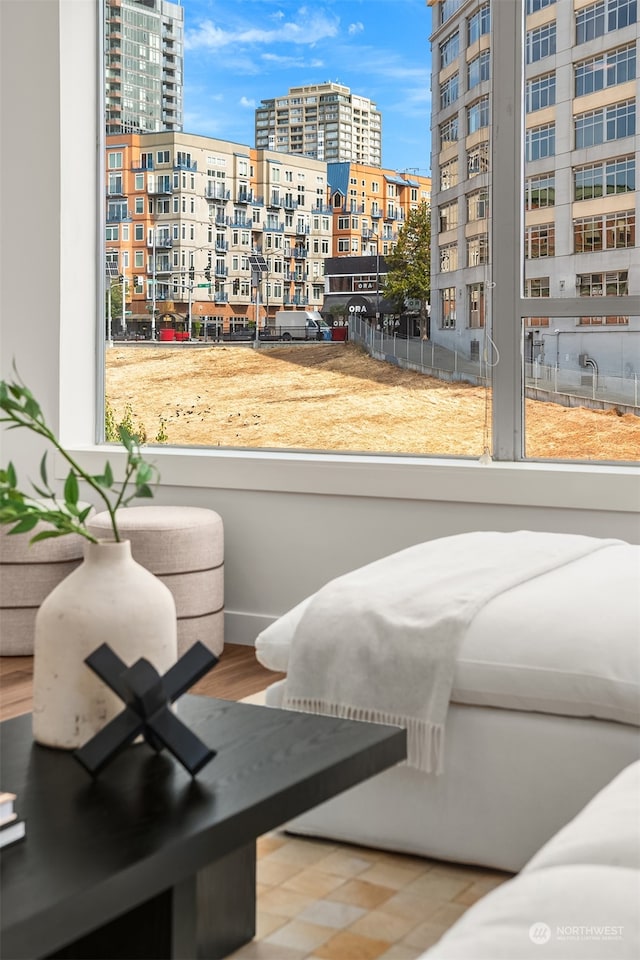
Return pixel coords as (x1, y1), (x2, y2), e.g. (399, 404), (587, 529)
(87, 506), (224, 657)
(0, 524), (86, 656)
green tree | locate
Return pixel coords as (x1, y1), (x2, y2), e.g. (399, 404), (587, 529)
(383, 202), (431, 339)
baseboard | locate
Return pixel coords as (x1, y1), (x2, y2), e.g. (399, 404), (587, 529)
(224, 610), (276, 646)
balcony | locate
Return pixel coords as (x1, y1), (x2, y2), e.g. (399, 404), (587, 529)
(371, 208), (382, 218)
(205, 186), (230, 200)
(213, 291), (229, 303)
(229, 216), (251, 229)
(215, 240), (229, 252)
(174, 160), (198, 172)
(147, 236), (173, 249)
(236, 191), (254, 204)
(282, 197), (298, 210)
(292, 247), (308, 259)
(264, 223), (285, 233)
(106, 209), (130, 223)
(267, 195), (282, 209)
(284, 293), (309, 306)
(148, 183), (172, 196)
(215, 266), (228, 278)
(214, 215), (230, 227)
(295, 224), (310, 235)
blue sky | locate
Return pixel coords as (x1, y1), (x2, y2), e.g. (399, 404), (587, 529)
(181, 0), (433, 174)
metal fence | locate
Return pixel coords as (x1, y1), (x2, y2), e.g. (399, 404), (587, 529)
(349, 316), (639, 414)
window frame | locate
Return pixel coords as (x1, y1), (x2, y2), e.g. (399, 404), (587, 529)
(6, 0), (637, 531)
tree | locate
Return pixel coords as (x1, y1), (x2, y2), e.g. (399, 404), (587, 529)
(383, 202), (431, 339)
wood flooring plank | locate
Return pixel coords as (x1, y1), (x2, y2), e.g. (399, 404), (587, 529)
(0, 644), (283, 722)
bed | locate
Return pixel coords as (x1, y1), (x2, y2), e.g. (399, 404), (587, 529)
(255, 530), (640, 871)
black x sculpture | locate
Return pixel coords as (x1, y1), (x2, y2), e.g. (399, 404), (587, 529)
(73, 641), (218, 777)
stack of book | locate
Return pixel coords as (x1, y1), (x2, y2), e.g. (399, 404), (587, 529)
(0, 792), (26, 849)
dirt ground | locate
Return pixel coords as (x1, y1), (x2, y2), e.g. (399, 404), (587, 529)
(105, 342), (639, 462)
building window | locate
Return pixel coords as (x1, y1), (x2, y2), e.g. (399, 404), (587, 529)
(526, 277), (550, 298)
(440, 245), (458, 271)
(467, 96), (489, 134)
(439, 201), (459, 232)
(576, 0), (637, 44)
(468, 51), (490, 90)
(525, 223), (555, 258)
(440, 157), (458, 190)
(466, 235), (489, 266)
(107, 151), (122, 169)
(526, 73), (556, 113)
(578, 315), (629, 325)
(575, 44), (636, 97)
(467, 189), (488, 220)
(467, 142), (489, 177)
(526, 123), (555, 161)
(574, 212), (635, 251)
(105, 225), (119, 241)
(575, 101), (636, 148)
(525, 173), (555, 209)
(440, 115), (459, 147)
(526, 23), (556, 64)
(467, 3), (490, 45)
(527, 0), (556, 12)
(575, 157), (636, 199)
(577, 270), (629, 296)
(468, 283), (486, 328)
(440, 30), (460, 68)
(440, 73), (459, 110)
(440, 287), (457, 328)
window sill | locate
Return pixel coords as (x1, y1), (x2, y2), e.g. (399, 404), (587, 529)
(65, 446), (639, 514)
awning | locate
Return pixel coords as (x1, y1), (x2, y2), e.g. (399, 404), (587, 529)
(322, 293), (398, 318)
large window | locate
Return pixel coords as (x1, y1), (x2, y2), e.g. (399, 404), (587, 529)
(575, 45), (636, 97)
(575, 101), (636, 148)
(576, 0), (637, 44)
(574, 157), (635, 198)
(526, 23), (556, 64)
(526, 73), (556, 113)
(526, 123), (555, 161)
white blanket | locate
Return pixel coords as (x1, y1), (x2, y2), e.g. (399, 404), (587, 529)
(282, 531), (621, 774)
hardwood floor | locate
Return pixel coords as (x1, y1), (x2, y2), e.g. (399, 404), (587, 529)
(0, 643), (284, 722)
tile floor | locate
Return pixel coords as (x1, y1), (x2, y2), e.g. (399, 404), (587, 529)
(230, 831), (511, 960)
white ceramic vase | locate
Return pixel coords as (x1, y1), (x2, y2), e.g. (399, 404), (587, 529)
(32, 539), (178, 749)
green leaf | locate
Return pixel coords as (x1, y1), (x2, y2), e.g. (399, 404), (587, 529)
(30, 529), (67, 543)
(7, 462), (17, 487)
(39, 452), (48, 486)
(8, 515), (41, 535)
(135, 462), (153, 486)
(118, 425), (134, 453)
(63, 470), (79, 506)
(134, 483), (154, 499)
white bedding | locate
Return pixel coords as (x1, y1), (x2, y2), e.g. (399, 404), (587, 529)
(256, 532), (640, 729)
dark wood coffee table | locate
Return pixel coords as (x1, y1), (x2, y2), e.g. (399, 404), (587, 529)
(0, 694), (406, 959)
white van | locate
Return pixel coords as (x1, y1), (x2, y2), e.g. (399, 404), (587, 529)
(273, 310), (331, 341)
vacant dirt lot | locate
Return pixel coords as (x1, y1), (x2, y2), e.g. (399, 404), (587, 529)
(105, 342), (639, 462)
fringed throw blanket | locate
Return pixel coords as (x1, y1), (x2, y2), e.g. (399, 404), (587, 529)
(282, 531), (620, 774)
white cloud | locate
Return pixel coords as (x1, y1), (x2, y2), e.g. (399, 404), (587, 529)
(185, 12), (339, 52)
(348, 22), (364, 35)
(239, 96), (256, 108)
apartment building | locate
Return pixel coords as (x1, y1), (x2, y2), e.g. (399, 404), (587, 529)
(105, 132), (331, 337)
(105, 0), (184, 135)
(321, 162), (431, 327)
(429, 0), (638, 378)
(255, 83), (382, 167)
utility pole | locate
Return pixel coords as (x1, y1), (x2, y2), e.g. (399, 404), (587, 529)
(151, 226), (157, 340)
(121, 266), (127, 338)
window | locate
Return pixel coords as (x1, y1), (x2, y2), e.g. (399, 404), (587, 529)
(574, 212), (635, 251)
(107, 151), (122, 169)
(467, 283), (486, 327)
(526, 123), (555, 161)
(575, 101), (635, 148)
(156, 150), (170, 164)
(575, 157), (635, 198)
(439, 201), (458, 232)
(527, 0), (556, 12)
(467, 142), (489, 176)
(467, 96), (489, 134)
(440, 287), (457, 328)
(467, 51), (490, 90)
(525, 224), (555, 258)
(467, 4), (490, 44)
(440, 244), (458, 271)
(576, 0), (637, 44)
(467, 189), (488, 220)
(526, 277), (550, 298)
(440, 30), (460, 68)
(440, 73), (459, 109)
(466, 235), (489, 266)
(526, 24), (556, 64)
(526, 73), (556, 113)
(440, 115), (459, 146)
(577, 271), (628, 296)
(575, 45), (636, 97)
(525, 173), (555, 209)
(440, 157), (458, 190)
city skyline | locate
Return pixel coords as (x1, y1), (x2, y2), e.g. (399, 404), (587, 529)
(181, 0), (433, 173)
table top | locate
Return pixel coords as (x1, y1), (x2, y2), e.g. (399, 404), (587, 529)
(0, 694), (406, 959)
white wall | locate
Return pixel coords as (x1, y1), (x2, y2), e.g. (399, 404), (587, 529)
(1, 1), (638, 648)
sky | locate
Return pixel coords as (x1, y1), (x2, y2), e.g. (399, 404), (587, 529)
(180, 0), (433, 175)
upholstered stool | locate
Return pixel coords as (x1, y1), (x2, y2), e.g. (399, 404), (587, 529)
(87, 506), (224, 657)
(0, 524), (86, 656)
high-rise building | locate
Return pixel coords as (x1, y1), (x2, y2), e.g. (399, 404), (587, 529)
(255, 83), (382, 166)
(428, 0), (638, 375)
(105, 0), (184, 135)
